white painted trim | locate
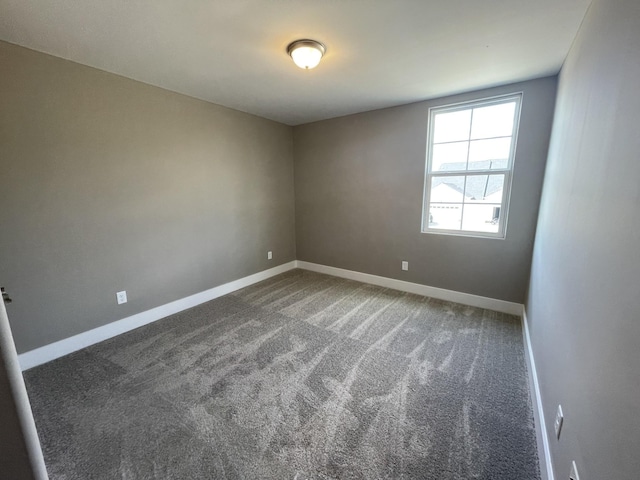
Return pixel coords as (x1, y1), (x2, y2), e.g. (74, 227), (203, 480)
(19, 259), (524, 370)
(19, 261), (297, 371)
(1, 296), (49, 478)
(295, 261), (523, 315)
(522, 307), (554, 480)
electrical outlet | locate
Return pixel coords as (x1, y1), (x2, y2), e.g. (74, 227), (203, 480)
(116, 291), (127, 305)
(554, 404), (564, 439)
(569, 461), (580, 480)
(267, 251), (273, 260)
(401, 261), (409, 271)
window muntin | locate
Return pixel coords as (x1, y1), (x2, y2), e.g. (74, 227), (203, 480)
(422, 94), (522, 238)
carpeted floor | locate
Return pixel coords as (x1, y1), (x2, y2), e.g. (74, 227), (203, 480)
(24, 269), (540, 479)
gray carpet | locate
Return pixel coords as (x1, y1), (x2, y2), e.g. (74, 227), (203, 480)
(24, 269), (540, 479)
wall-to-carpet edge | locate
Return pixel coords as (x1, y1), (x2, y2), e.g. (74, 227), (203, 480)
(18, 261), (523, 370)
(522, 308), (554, 480)
(24, 269), (539, 479)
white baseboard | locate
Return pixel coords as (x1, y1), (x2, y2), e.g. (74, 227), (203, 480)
(1, 295), (49, 478)
(18, 261), (297, 371)
(19, 260), (523, 371)
(522, 307), (554, 480)
(295, 261), (523, 316)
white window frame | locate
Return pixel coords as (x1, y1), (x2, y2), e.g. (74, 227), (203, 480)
(421, 93), (523, 239)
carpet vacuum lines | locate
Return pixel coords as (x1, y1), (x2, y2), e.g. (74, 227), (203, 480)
(25, 269), (540, 479)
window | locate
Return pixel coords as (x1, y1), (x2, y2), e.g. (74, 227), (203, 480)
(422, 93), (522, 238)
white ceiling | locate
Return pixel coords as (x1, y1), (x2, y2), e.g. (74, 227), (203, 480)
(0, 0), (591, 125)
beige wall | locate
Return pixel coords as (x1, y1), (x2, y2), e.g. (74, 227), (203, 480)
(0, 41), (296, 353)
(293, 78), (557, 303)
(0, 40), (557, 354)
(527, 0), (640, 478)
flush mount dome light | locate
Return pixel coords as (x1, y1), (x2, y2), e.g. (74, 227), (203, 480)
(287, 39), (326, 69)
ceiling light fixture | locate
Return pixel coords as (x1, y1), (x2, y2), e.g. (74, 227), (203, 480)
(287, 39), (326, 69)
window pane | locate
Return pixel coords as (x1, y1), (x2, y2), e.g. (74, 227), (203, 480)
(464, 174), (505, 203)
(461, 204), (501, 233)
(428, 203), (462, 230)
(430, 176), (465, 204)
(468, 138), (511, 169)
(433, 110), (471, 143)
(470, 102), (516, 140)
(431, 141), (468, 172)
(423, 94), (520, 238)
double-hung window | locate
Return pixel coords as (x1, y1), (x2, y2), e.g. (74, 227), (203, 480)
(422, 93), (522, 238)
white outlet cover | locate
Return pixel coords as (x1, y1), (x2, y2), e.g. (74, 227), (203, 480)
(569, 460), (580, 480)
(267, 251), (273, 260)
(401, 261), (409, 271)
(554, 404), (564, 439)
(116, 291), (127, 305)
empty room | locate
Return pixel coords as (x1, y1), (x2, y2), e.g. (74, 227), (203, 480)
(1, 0), (639, 479)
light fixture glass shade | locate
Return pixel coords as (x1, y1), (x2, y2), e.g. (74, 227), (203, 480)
(287, 40), (326, 69)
